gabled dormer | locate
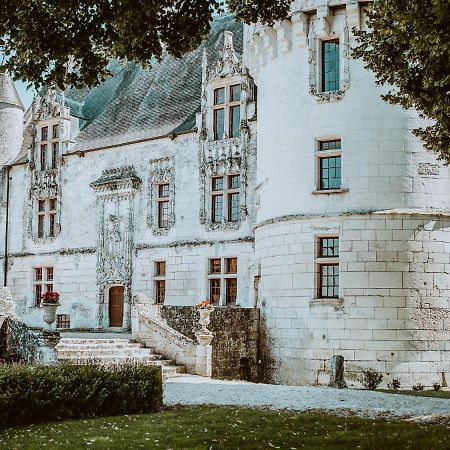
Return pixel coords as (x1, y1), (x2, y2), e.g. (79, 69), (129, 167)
(198, 31), (256, 231)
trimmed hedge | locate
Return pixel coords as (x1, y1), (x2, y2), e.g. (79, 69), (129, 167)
(0, 363), (162, 428)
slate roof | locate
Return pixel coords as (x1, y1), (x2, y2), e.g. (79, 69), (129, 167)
(0, 73), (24, 110)
(64, 15), (243, 152)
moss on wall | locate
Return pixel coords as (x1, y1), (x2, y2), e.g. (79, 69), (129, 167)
(160, 306), (273, 382)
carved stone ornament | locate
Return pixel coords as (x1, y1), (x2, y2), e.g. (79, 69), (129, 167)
(147, 157), (175, 235)
(208, 31), (242, 81)
(308, 11), (351, 104)
(91, 166), (141, 329)
(32, 88), (70, 122)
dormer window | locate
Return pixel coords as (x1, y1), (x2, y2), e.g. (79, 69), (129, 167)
(213, 84), (241, 141)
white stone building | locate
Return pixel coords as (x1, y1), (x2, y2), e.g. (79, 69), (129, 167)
(0, 1), (449, 386)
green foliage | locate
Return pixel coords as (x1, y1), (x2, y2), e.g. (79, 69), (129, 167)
(0, 363), (162, 428)
(0, 0), (291, 90)
(360, 368), (383, 390)
(432, 382), (441, 391)
(1, 406), (450, 449)
(354, 0), (450, 164)
(387, 378), (401, 390)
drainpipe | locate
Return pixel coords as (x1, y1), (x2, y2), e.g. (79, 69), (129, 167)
(3, 165), (10, 287)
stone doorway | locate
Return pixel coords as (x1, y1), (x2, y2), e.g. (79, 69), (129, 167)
(109, 286), (125, 327)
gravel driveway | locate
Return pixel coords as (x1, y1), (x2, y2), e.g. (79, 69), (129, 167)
(164, 375), (450, 419)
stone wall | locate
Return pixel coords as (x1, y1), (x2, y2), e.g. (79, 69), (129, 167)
(160, 306), (271, 381)
(0, 316), (40, 363)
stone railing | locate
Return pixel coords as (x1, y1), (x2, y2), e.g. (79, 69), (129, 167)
(131, 297), (213, 377)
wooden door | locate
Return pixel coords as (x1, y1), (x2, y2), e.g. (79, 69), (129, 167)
(109, 286), (124, 327)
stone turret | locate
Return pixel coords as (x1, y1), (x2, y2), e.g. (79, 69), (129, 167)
(0, 73), (24, 166)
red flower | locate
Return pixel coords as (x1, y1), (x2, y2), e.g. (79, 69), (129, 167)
(41, 291), (60, 304)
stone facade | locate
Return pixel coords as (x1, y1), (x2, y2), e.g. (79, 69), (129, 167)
(0, 2), (449, 387)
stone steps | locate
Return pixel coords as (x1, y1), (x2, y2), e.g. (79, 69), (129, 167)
(56, 337), (186, 377)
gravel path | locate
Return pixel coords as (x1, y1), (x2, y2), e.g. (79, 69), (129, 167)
(164, 375), (450, 419)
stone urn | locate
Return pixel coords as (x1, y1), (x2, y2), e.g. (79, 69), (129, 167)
(42, 303), (60, 329)
(199, 308), (212, 328)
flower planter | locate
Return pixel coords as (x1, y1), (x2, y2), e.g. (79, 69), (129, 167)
(42, 302), (61, 328)
(199, 308), (212, 327)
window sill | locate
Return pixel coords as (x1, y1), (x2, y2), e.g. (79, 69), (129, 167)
(312, 188), (349, 195)
(310, 88), (346, 104)
(310, 298), (344, 310)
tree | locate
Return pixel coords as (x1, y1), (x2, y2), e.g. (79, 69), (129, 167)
(0, 0), (290, 90)
(353, 0), (450, 164)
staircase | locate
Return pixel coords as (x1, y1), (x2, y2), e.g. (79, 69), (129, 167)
(57, 337), (187, 378)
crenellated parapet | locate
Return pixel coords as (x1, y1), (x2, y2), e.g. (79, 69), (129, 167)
(245, 0), (371, 104)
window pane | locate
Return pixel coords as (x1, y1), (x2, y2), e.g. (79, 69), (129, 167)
(159, 183), (169, 198)
(320, 264), (339, 298)
(49, 213), (56, 237)
(52, 143), (58, 169)
(155, 280), (165, 304)
(320, 156), (341, 190)
(40, 144), (47, 170)
(158, 201), (169, 228)
(46, 284), (53, 293)
(226, 278), (237, 305)
(46, 267), (54, 281)
(228, 193), (240, 222)
(214, 87), (225, 105)
(212, 177), (223, 191)
(38, 215), (45, 238)
(209, 279), (221, 304)
(212, 195), (223, 223)
(229, 105), (240, 138)
(228, 174), (240, 189)
(319, 237), (339, 257)
(319, 140), (341, 151)
(35, 267), (43, 281)
(155, 261), (166, 277)
(38, 200), (45, 212)
(214, 108), (224, 140)
(34, 284), (42, 307)
(322, 40), (340, 92)
(41, 126), (48, 141)
(209, 258), (221, 274)
(49, 198), (56, 211)
(225, 257), (237, 274)
(230, 84), (241, 102)
(52, 124), (59, 139)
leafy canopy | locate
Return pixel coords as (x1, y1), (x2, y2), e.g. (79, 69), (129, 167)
(354, 0), (450, 164)
(0, 0), (291, 90)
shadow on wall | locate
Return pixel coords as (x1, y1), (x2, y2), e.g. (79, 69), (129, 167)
(160, 306), (275, 383)
(0, 316), (41, 363)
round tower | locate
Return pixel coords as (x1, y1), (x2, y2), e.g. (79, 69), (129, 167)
(0, 73), (24, 166)
(245, 1), (450, 387)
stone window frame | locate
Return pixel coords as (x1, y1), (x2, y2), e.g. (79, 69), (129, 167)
(312, 137), (348, 195)
(308, 15), (350, 103)
(32, 266), (54, 307)
(209, 173), (241, 225)
(208, 76), (242, 142)
(35, 197), (59, 239)
(206, 256), (238, 306)
(35, 119), (62, 171)
(312, 234), (342, 307)
(148, 158), (175, 236)
(154, 261), (166, 305)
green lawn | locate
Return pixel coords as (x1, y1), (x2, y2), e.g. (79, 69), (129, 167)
(381, 389), (450, 399)
(0, 407), (449, 450)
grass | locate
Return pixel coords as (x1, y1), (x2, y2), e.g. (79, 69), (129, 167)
(0, 406), (449, 449)
(381, 389), (450, 399)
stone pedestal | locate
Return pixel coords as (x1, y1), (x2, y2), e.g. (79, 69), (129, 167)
(37, 331), (62, 365)
(195, 344), (212, 377)
(329, 355), (346, 388)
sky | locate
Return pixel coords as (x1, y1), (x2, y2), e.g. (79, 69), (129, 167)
(15, 80), (35, 109)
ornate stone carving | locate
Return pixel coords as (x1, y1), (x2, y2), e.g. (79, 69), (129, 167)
(418, 163), (440, 176)
(30, 169), (59, 199)
(147, 157), (175, 235)
(208, 31), (241, 81)
(91, 166), (141, 329)
(33, 88), (70, 121)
